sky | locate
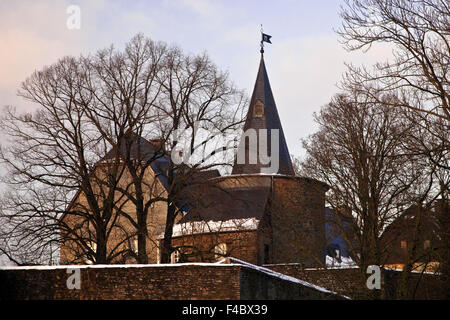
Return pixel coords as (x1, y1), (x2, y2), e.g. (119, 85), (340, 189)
(0, 0), (393, 160)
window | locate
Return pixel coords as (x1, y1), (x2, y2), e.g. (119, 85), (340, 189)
(424, 240), (431, 250)
(131, 239), (138, 254)
(335, 249), (340, 259)
(214, 243), (227, 260)
(156, 246), (161, 264)
(253, 100), (264, 118)
(401, 240), (407, 250)
(171, 250), (180, 264)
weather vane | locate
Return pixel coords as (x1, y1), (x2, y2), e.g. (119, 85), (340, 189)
(260, 24), (272, 55)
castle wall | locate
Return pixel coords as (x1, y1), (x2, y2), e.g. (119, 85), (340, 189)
(270, 176), (327, 267)
(0, 263), (340, 300)
(264, 263), (444, 299)
(60, 165), (170, 264)
(170, 230), (259, 264)
(210, 175), (328, 267)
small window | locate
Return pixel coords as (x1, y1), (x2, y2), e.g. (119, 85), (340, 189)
(215, 243), (227, 260)
(132, 239), (138, 253)
(253, 100), (264, 118)
(401, 240), (407, 250)
(424, 240), (430, 249)
(171, 250), (180, 264)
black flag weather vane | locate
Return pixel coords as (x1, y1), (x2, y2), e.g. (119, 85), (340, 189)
(260, 24), (272, 54)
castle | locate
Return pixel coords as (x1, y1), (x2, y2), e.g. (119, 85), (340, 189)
(60, 51), (330, 268)
(4, 51), (443, 301)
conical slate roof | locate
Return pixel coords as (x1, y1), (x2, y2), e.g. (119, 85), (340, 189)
(232, 54), (294, 175)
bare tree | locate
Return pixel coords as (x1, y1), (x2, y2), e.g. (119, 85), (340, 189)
(0, 35), (168, 264)
(154, 47), (246, 263)
(338, 0), (449, 166)
(77, 35), (169, 264)
(337, 0), (449, 298)
(339, 0), (449, 117)
(301, 91), (435, 298)
(0, 34), (245, 266)
(0, 68), (127, 264)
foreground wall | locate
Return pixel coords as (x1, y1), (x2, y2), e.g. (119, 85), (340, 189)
(264, 263), (444, 300)
(0, 263), (341, 300)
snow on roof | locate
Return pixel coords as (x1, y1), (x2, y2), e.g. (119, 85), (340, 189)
(264, 256), (359, 271)
(0, 262), (242, 271)
(162, 217), (260, 239)
(325, 255), (358, 269)
(224, 257), (350, 299)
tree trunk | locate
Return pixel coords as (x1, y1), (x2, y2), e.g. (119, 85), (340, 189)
(160, 201), (177, 263)
(137, 212), (149, 264)
(96, 226), (108, 264)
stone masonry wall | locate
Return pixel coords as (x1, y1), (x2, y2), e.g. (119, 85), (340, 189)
(0, 263), (340, 300)
(264, 263), (444, 299)
(0, 264), (241, 300)
(271, 177), (327, 267)
(171, 231), (258, 264)
(239, 266), (340, 300)
(60, 165), (171, 265)
(265, 264), (365, 298)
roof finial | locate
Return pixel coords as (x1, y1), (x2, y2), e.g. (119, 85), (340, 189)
(260, 24), (264, 55)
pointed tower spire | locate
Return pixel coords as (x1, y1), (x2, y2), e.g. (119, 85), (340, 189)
(232, 54), (295, 176)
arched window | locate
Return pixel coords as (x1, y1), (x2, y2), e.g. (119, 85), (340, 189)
(253, 100), (264, 118)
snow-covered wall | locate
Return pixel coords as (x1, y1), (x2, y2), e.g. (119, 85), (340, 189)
(0, 261), (344, 300)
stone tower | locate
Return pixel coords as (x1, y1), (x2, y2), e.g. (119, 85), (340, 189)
(225, 52), (327, 267)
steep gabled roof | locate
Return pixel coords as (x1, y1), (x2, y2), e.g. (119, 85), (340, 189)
(232, 55), (294, 176)
(102, 133), (165, 163)
(61, 134), (221, 220)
